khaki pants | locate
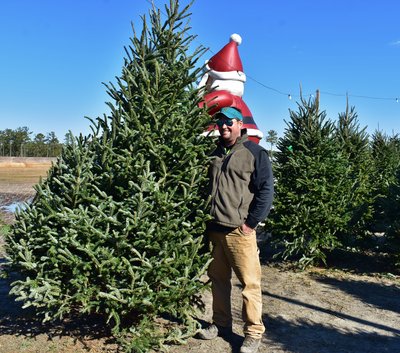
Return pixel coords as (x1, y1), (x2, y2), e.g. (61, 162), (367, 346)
(207, 227), (265, 338)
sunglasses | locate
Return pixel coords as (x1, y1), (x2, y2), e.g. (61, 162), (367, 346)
(216, 119), (234, 127)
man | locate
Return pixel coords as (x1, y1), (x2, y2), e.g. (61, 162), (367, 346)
(198, 107), (274, 353)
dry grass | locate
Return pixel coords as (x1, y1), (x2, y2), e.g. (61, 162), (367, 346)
(0, 159), (52, 189)
(0, 159), (54, 224)
(0, 165), (52, 190)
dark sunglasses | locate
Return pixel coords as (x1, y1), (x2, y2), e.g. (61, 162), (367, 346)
(216, 119), (234, 127)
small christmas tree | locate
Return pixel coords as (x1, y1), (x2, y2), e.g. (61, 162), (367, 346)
(335, 102), (374, 240)
(267, 93), (353, 267)
(5, 1), (213, 351)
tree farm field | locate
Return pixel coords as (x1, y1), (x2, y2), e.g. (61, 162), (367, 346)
(0, 158), (56, 225)
(0, 157), (399, 353)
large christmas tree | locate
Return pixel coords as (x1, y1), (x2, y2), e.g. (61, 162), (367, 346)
(5, 1), (213, 351)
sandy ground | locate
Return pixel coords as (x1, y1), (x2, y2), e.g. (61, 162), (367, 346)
(168, 263), (400, 353)
(0, 159), (399, 353)
(0, 257), (399, 353)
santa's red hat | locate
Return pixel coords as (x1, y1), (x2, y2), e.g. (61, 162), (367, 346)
(208, 34), (243, 72)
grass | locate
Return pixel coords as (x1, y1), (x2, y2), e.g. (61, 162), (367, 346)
(0, 223), (10, 236)
(0, 166), (51, 185)
(0, 221), (10, 258)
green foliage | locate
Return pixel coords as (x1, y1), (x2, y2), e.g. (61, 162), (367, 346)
(267, 95), (353, 268)
(5, 1), (213, 351)
(0, 214), (10, 237)
(335, 103), (374, 240)
(380, 169), (400, 267)
(265, 129), (278, 158)
(370, 130), (400, 231)
(265, 94), (400, 270)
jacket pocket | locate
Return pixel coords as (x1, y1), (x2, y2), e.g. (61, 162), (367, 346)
(236, 226), (255, 237)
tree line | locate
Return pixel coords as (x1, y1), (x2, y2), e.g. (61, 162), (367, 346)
(0, 127), (66, 157)
(265, 95), (400, 269)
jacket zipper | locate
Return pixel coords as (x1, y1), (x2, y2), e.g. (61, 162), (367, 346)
(210, 153), (228, 216)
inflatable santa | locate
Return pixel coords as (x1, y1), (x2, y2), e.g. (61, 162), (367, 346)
(198, 34), (263, 144)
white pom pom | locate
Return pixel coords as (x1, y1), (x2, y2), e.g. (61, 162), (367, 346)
(230, 33), (242, 45)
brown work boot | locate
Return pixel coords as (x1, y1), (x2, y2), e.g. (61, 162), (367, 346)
(197, 323), (232, 340)
(240, 335), (261, 353)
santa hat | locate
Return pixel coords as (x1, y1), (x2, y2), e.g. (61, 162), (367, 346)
(208, 34), (243, 72)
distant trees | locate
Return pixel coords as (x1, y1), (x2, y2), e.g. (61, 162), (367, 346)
(0, 127), (63, 157)
(265, 129), (278, 158)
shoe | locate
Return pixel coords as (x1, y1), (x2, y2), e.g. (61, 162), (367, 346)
(197, 323), (232, 340)
(240, 335), (261, 353)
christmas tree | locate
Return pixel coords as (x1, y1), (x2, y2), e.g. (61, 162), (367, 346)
(335, 102), (374, 240)
(370, 132), (400, 268)
(381, 169), (400, 268)
(5, 1), (213, 351)
(370, 130), (400, 231)
(267, 93), (353, 267)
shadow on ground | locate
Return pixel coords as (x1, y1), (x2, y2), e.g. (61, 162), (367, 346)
(262, 287), (400, 336)
(325, 247), (399, 276)
(262, 314), (399, 353)
(258, 236), (399, 277)
(314, 275), (400, 314)
(196, 318), (244, 353)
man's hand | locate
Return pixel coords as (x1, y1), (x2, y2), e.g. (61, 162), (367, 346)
(240, 223), (254, 235)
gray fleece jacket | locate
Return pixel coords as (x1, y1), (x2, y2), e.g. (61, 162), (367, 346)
(209, 133), (274, 229)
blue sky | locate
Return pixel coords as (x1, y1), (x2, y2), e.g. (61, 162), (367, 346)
(1, 0), (399, 147)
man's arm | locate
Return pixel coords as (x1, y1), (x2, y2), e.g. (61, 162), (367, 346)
(245, 147), (274, 229)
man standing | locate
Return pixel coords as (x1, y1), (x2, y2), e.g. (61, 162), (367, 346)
(198, 107), (274, 353)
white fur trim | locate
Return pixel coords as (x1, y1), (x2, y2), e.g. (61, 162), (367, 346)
(246, 128), (264, 139)
(197, 72), (209, 89)
(208, 80), (244, 97)
(230, 33), (242, 45)
(208, 69), (246, 81)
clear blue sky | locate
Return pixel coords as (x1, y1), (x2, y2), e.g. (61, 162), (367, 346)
(1, 0), (399, 146)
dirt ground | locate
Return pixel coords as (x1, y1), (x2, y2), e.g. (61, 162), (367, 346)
(0, 159), (399, 353)
(168, 263), (400, 353)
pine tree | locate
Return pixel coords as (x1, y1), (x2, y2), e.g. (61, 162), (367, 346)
(370, 131), (400, 231)
(5, 1), (213, 351)
(265, 129), (278, 159)
(370, 133), (400, 269)
(267, 94), (353, 267)
(381, 168), (400, 268)
(335, 102), (374, 240)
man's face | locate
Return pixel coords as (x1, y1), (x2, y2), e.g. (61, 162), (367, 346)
(217, 118), (243, 146)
